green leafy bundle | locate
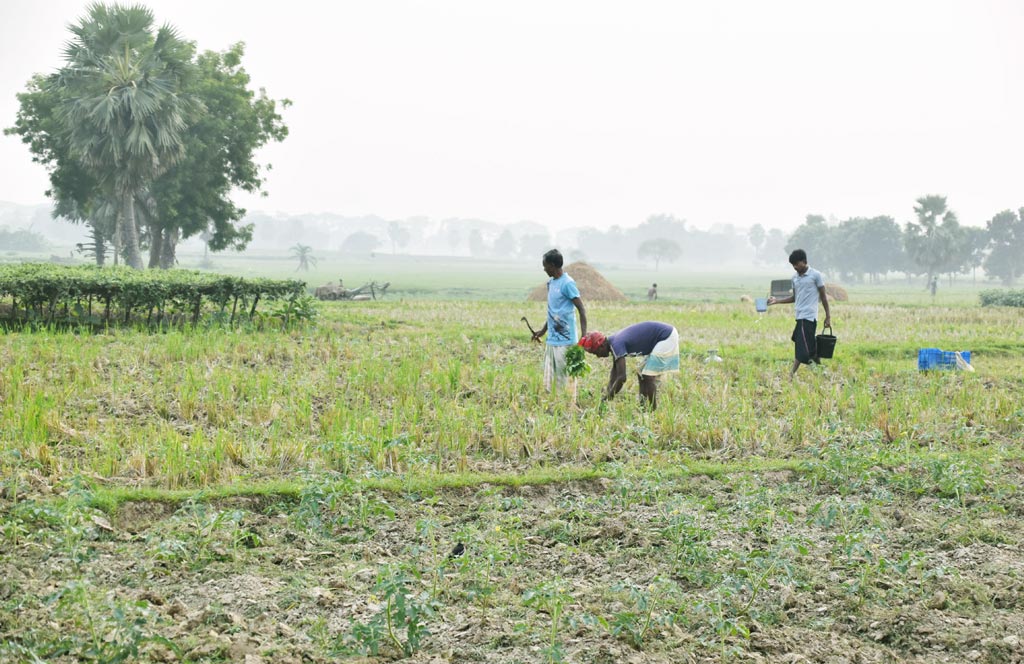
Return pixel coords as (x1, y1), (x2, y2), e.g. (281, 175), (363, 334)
(565, 344), (591, 378)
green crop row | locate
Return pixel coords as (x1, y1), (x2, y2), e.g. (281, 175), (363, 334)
(0, 263), (306, 327)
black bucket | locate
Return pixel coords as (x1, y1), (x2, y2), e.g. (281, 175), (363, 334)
(816, 326), (837, 359)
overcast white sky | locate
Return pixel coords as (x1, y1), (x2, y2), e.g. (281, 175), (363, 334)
(1, 0), (1022, 231)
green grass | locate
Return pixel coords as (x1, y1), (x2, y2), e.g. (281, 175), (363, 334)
(2, 269), (1023, 662)
(1, 297), (1021, 492)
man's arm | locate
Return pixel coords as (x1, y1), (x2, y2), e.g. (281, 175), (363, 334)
(572, 296), (587, 337)
(767, 295), (795, 305)
(817, 286), (831, 327)
(605, 356), (627, 400)
(531, 322), (548, 342)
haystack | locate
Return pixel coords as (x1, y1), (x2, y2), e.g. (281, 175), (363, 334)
(527, 262), (627, 302)
(824, 283), (849, 301)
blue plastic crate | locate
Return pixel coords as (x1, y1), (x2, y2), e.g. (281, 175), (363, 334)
(918, 348), (971, 370)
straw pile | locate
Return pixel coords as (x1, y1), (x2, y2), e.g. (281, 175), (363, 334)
(527, 262), (628, 302)
(824, 283), (849, 301)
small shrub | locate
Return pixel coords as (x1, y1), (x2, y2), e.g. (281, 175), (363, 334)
(337, 566), (439, 658)
(980, 289), (1024, 307)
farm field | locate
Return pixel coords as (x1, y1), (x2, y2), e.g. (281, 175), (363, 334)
(1, 277), (1023, 663)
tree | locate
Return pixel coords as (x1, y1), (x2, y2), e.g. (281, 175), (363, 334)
(467, 229), (486, 257)
(387, 221), (411, 254)
(832, 216), (904, 283)
(199, 227), (214, 268)
(904, 195), (962, 286)
(636, 214), (687, 244)
(517, 233), (552, 260)
(54, 4), (199, 268)
(636, 238), (682, 271)
(341, 231), (381, 254)
(6, 74), (109, 263)
(956, 226), (989, 284)
(575, 225), (627, 263)
(786, 215), (835, 272)
(148, 42), (289, 268)
(984, 208), (1024, 285)
(6, 11), (289, 269)
(763, 228), (788, 263)
(446, 228), (462, 254)
(0, 227), (48, 252)
(748, 224), (766, 262)
(492, 229), (517, 258)
(290, 243), (317, 271)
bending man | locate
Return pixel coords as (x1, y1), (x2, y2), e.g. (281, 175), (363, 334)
(578, 321), (679, 410)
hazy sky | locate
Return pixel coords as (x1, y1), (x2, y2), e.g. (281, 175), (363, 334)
(1, 1), (1022, 231)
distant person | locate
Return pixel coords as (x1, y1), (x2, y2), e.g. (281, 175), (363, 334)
(647, 283), (658, 301)
(578, 321), (679, 410)
(767, 249), (832, 379)
(930, 277), (938, 297)
(532, 249), (587, 391)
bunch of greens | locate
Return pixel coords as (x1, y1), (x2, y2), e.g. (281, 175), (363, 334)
(565, 344), (591, 378)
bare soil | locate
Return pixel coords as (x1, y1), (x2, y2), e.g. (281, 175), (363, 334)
(2, 466), (1023, 663)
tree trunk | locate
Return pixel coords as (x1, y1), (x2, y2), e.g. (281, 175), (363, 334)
(121, 191), (144, 269)
(160, 226), (179, 270)
(96, 232), (106, 266)
(89, 220), (107, 266)
(148, 225), (164, 269)
(112, 208), (122, 266)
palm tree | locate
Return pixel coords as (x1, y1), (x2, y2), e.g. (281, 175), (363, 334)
(52, 4), (198, 268)
(905, 195), (961, 286)
(290, 244), (317, 271)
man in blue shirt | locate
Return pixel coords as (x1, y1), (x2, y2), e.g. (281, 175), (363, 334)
(767, 248), (832, 378)
(531, 249), (587, 391)
(578, 321), (679, 410)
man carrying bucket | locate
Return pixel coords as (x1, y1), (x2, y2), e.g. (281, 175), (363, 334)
(578, 322), (679, 410)
(767, 249), (832, 379)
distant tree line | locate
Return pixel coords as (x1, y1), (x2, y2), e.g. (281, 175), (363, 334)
(5, 4), (289, 269)
(357, 213), (760, 268)
(786, 196), (1024, 286)
(244, 197), (1024, 287)
(0, 226), (48, 252)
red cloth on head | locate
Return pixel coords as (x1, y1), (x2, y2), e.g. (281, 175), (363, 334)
(578, 331), (607, 351)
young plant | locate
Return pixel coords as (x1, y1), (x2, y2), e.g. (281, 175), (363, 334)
(340, 565), (439, 658)
(47, 580), (180, 662)
(523, 579), (572, 663)
(599, 578), (676, 649)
